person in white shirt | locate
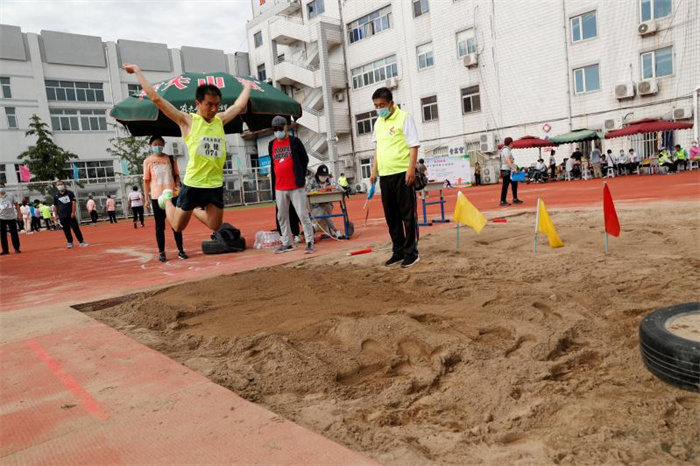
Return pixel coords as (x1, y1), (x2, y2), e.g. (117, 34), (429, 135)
(549, 150), (557, 180)
(565, 157), (575, 179)
(534, 158), (547, 182)
(499, 137), (523, 206)
(617, 150), (628, 174)
(86, 195), (98, 225)
(19, 200), (32, 234)
(128, 186), (145, 228)
(627, 149), (640, 173)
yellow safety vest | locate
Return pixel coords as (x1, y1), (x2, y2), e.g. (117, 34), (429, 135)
(338, 175), (348, 187)
(659, 151), (671, 164)
(183, 113), (227, 188)
(374, 108), (411, 177)
(675, 149), (687, 160)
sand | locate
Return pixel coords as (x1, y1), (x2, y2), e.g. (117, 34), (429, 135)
(89, 202), (700, 465)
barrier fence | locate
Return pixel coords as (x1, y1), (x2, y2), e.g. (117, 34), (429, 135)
(4, 167), (273, 224)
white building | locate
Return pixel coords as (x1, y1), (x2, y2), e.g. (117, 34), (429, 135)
(0, 25), (252, 186)
(247, 0), (699, 189)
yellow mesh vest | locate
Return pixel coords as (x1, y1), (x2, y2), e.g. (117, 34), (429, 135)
(374, 108), (410, 177)
(183, 113), (227, 188)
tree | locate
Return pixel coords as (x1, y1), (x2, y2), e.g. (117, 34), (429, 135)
(18, 114), (78, 195)
(106, 124), (150, 175)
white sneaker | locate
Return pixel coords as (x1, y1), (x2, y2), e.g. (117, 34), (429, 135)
(67, 243), (74, 249)
(158, 189), (173, 209)
(333, 230), (343, 239)
(79, 242), (89, 247)
(293, 235), (302, 244)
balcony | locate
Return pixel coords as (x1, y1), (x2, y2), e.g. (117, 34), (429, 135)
(275, 59), (318, 88)
(269, 15), (309, 45)
(279, 0), (301, 15)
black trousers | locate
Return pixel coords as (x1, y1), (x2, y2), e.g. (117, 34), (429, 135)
(379, 172), (418, 259)
(500, 170), (519, 202)
(43, 218), (54, 230)
(275, 203), (300, 236)
(151, 199), (183, 253)
(90, 210), (98, 223)
(550, 164), (556, 179)
(31, 216), (41, 231)
(60, 217), (84, 244)
(474, 174), (481, 186)
(132, 206), (144, 225)
(0, 219), (21, 253)
(108, 211), (117, 223)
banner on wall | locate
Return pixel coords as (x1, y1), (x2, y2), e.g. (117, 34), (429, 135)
(259, 155), (271, 176)
(424, 152), (472, 186)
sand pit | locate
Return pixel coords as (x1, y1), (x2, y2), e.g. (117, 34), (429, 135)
(88, 202), (700, 465)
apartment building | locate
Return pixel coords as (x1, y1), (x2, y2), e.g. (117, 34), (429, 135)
(0, 25), (252, 185)
(247, 0), (699, 189)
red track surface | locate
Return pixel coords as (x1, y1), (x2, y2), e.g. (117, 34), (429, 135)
(2, 171), (699, 312)
(0, 171), (697, 465)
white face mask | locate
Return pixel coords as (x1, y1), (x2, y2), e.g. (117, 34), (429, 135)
(319, 175), (329, 183)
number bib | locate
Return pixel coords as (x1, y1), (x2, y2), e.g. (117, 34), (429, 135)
(198, 136), (223, 158)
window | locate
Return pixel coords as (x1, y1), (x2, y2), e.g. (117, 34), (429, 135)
(127, 84), (142, 96)
(0, 165), (5, 184)
(421, 96), (438, 122)
(1, 77), (11, 98)
(5, 107), (17, 128)
(68, 160), (115, 182)
(461, 86), (481, 114)
(573, 64), (600, 93)
(308, 0), (324, 19)
(413, 0), (429, 17)
(641, 47), (673, 79)
(50, 109), (107, 132)
(348, 6), (392, 44)
(355, 111), (377, 136)
(641, 0), (672, 22)
(571, 11), (597, 42)
(417, 43), (434, 70)
(254, 31), (263, 48)
(45, 80), (104, 102)
(360, 158), (372, 179)
(257, 64), (267, 82)
(351, 55), (398, 90)
(456, 29), (477, 57)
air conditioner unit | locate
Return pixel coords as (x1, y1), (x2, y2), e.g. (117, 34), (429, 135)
(343, 159), (355, 169)
(615, 82), (635, 100)
(604, 119), (621, 130)
(481, 166), (499, 185)
(333, 92), (345, 102)
(673, 107), (693, 120)
(638, 20), (657, 36)
(637, 79), (659, 96)
(386, 77), (399, 89)
(463, 53), (478, 68)
(479, 133), (496, 153)
(171, 143), (181, 155)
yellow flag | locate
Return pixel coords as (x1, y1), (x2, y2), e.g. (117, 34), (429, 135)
(537, 199), (564, 248)
(453, 191), (487, 234)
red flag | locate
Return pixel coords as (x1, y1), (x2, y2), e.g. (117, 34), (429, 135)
(603, 184), (620, 237)
(19, 164), (32, 182)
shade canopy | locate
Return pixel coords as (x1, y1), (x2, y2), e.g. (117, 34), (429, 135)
(550, 128), (602, 144)
(604, 118), (694, 139)
(510, 135), (558, 149)
(111, 72), (302, 137)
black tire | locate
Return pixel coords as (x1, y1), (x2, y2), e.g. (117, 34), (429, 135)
(201, 237), (246, 255)
(639, 302), (700, 392)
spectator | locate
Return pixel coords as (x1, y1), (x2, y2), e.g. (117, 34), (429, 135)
(534, 158), (547, 182)
(268, 115), (316, 254)
(20, 200), (32, 234)
(473, 162), (481, 186)
(617, 150), (629, 174)
(105, 195), (117, 223)
(86, 195), (98, 225)
(674, 144), (688, 170)
(499, 137), (523, 206)
(628, 148), (640, 173)
(548, 150), (557, 181)
(0, 183), (22, 255)
(565, 157), (574, 179)
(306, 164), (343, 239)
(590, 145), (602, 178)
(54, 181), (88, 249)
(39, 202), (55, 230)
(338, 172), (351, 197)
(417, 158), (428, 179)
(571, 147), (583, 162)
(128, 186), (145, 228)
(689, 140), (700, 161)
(275, 203), (302, 244)
(143, 135), (187, 262)
(659, 147), (676, 173)
(32, 200), (42, 231)
(606, 150), (617, 175)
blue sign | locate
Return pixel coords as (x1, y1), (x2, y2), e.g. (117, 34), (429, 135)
(259, 155), (271, 175)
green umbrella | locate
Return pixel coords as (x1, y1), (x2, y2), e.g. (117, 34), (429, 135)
(110, 72), (302, 137)
(549, 128), (603, 144)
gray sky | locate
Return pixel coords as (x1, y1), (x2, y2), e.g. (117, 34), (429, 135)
(0, 0), (253, 53)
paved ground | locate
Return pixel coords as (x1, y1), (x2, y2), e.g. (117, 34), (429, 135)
(0, 171), (698, 465)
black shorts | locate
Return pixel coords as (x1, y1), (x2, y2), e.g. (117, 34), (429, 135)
(177, 184), (224, 211)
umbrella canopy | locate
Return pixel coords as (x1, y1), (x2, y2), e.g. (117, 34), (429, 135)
(510, 135), (558, 149)
(550, 128), (602, 144)
(604, 118), (694, 139)
(111, 72), (302, 137)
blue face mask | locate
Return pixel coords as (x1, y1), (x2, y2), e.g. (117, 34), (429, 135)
(0, 188), (5, 194)
(377, 107), (391, 119)
(152, 145), (164, 154)
(274, 131), (286, 139)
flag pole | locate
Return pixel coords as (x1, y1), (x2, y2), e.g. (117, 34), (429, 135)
(533, 197), (540, 252)
(456, 223), (460, 250)
(605, 232), (609, 253)
(604, 182), (608, 254)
